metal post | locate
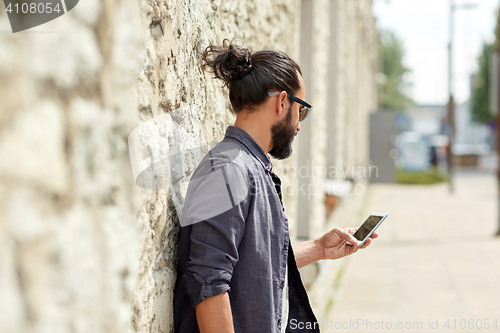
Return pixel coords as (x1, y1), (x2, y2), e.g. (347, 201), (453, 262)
(496, 0), (500, 236)
(447, 0), (455, 194)
(446, 2), (477, 195)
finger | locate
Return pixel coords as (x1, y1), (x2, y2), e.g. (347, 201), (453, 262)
(336, 228), (357, 244)
(360, 238), (371, 249)
(348, 240), (360, 253)
(371, 231), (379, 239)
(337, 229), (359, 252)
(346, 228), (356, 235)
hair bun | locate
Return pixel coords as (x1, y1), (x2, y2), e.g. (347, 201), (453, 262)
(202, 38), (253, 87)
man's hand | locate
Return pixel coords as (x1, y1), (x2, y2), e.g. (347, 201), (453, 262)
(317, 227), (379, 261)
(294, 228), (379, 268)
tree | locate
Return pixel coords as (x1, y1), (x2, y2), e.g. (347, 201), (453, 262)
(472, 42), (496, 124)
(471, 8), (498, 125)
(377, 29), (414, 111)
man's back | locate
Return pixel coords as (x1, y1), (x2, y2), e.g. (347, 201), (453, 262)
(174, 126), (291, 333)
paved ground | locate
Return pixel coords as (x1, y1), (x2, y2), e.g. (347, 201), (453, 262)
(321, 169), (500, 333)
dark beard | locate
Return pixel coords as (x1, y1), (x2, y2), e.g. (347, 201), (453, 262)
(269, 106), (297, 160)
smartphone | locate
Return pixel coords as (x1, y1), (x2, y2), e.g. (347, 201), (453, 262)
(350, 212), (388, 246)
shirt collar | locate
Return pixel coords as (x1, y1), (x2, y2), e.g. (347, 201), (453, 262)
(224, 126), (273, 172)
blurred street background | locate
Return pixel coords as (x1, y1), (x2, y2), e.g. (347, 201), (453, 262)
(317, 1), (500, 331)
(324, 165), (499, 332)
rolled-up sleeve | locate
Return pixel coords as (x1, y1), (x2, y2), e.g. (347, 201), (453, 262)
(182, 161), (250, 308)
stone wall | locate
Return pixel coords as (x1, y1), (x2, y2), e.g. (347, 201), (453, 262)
(0, 1), (299, 333)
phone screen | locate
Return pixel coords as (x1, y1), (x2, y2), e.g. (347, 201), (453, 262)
(353, 215), (383, 241)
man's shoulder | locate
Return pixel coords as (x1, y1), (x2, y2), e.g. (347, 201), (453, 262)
(202, 137), (260, 173)
(181, 138), (255, 227)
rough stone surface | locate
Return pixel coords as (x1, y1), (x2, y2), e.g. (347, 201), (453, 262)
(0, 0), (145, 332)
(0, 1), (299, 333)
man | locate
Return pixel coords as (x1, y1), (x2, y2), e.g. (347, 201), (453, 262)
(173, 39), (378, 333)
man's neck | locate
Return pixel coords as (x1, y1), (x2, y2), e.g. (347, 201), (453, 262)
(233, 115), (272, 154)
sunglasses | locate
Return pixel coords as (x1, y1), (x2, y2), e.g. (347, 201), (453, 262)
(267, 91), (313, 122)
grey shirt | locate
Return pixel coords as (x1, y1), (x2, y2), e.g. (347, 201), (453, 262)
(174, 126), (319, 333)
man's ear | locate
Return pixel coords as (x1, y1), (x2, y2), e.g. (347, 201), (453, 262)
(276, 91), (287, 117)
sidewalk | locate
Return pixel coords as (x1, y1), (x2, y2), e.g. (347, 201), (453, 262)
(322, 170), (500, 333)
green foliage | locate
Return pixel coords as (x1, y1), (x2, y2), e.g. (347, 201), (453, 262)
(378, 29), (415, 111)
(396, 168), (447, 185)
(472, 40), (497, 124)
(472, 8), (500, 125)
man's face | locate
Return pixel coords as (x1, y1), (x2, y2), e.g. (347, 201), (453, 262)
(269, 105), (297, 160)
(268, 72), (305, 160)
